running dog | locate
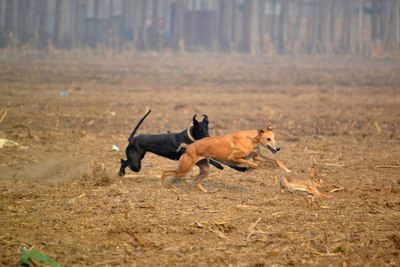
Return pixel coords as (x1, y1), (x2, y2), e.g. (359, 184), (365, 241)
(161, 125), (289, 192)
(118, 110), (247, 176)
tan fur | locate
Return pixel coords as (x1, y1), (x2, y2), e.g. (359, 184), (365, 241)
(161, 126), (284, 192)
(279, 167), (332, 199)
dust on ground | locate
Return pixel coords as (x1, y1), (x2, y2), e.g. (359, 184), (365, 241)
(0, 53), (399, 266)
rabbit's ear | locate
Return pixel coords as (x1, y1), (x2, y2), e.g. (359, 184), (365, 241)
(307, 166), (316, 177)
(306, 166), (313, 175)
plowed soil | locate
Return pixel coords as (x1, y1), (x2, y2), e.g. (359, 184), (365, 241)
(1, 53), (399, 266)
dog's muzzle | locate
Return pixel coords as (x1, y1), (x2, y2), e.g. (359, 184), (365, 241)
(267, 145), (280, 154)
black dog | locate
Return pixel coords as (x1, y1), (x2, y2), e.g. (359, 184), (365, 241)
(118, 109), (229, 176)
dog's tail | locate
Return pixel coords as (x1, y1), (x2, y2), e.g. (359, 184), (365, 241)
(128, 109), (152, 141)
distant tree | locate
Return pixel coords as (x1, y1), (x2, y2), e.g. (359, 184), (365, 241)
(55, 0), (66, 47)
(277, 0), (287, 53)
(341, 0), (352, 53)
(0, 0), (398, 55)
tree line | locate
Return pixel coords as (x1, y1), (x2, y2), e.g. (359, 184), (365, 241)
(0, 0), (399, 55)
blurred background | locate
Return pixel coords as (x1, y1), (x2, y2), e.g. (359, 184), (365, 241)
(0, 0), (399, 56)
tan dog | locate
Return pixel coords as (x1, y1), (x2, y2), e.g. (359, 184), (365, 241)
(161, 125), (289, 192)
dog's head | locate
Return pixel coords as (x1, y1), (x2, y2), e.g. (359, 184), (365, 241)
(257, 125), (280, 154)
(192, 114), (210, 140)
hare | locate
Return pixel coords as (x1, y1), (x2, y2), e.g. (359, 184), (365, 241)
(279, 166), (332, 199)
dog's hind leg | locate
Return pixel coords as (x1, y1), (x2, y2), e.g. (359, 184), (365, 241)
(161, 168), (190, 187)
(161, 153), (197, 188)
(194, 159), (213, 193)
(161, 170), (175, 187)
(208, 159), (224, 170)
(209, 159), (249, 172)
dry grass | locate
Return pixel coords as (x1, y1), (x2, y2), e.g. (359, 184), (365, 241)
(0, 53), (399, 266)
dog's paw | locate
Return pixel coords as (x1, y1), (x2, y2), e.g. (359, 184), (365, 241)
(228, 165), (249, 172)
(245, 167), (255, 173)
(239, 166), (253, 172)
(208, 188), (220, 194)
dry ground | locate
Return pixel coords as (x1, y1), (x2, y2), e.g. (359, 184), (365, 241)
(0, 52), (399, 266)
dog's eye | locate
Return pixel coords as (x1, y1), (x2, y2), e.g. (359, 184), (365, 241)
(267, 138), (271, 141)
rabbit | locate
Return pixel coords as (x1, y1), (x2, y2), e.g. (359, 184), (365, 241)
(279, 166), (332, 199)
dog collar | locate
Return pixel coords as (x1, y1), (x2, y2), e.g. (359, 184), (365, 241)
(187, 127), (196, 142)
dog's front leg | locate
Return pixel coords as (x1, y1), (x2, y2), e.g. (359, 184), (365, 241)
(235, 158), (258, 169)
(252, 152), (276, 163)
(118, 159), (129, 176)
(253, 152), (291, 173)
(227, 149), (258, 169)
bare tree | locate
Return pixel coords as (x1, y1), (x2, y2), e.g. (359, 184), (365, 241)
(357, 0), (364, 53)
(384, 0), (398, 51)
(0, 0), (398, 55)
(317, 0), (330, 53)
(341, 0), (352, 53)
(277, 0), (287, 54)
(172, 0), (185, 52)
(55, 0), (66, 47)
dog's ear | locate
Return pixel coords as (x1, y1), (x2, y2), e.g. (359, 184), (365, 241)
(193, 115), (198, 125)
(267, 124), (273, 131)
(258, 129), (265, 135)
(202, 114), (209, 124)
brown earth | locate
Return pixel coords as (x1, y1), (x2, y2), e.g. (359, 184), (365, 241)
(0, 52), (399, 266)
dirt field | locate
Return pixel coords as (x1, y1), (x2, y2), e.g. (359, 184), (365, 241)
(0, 52), (399, 266)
